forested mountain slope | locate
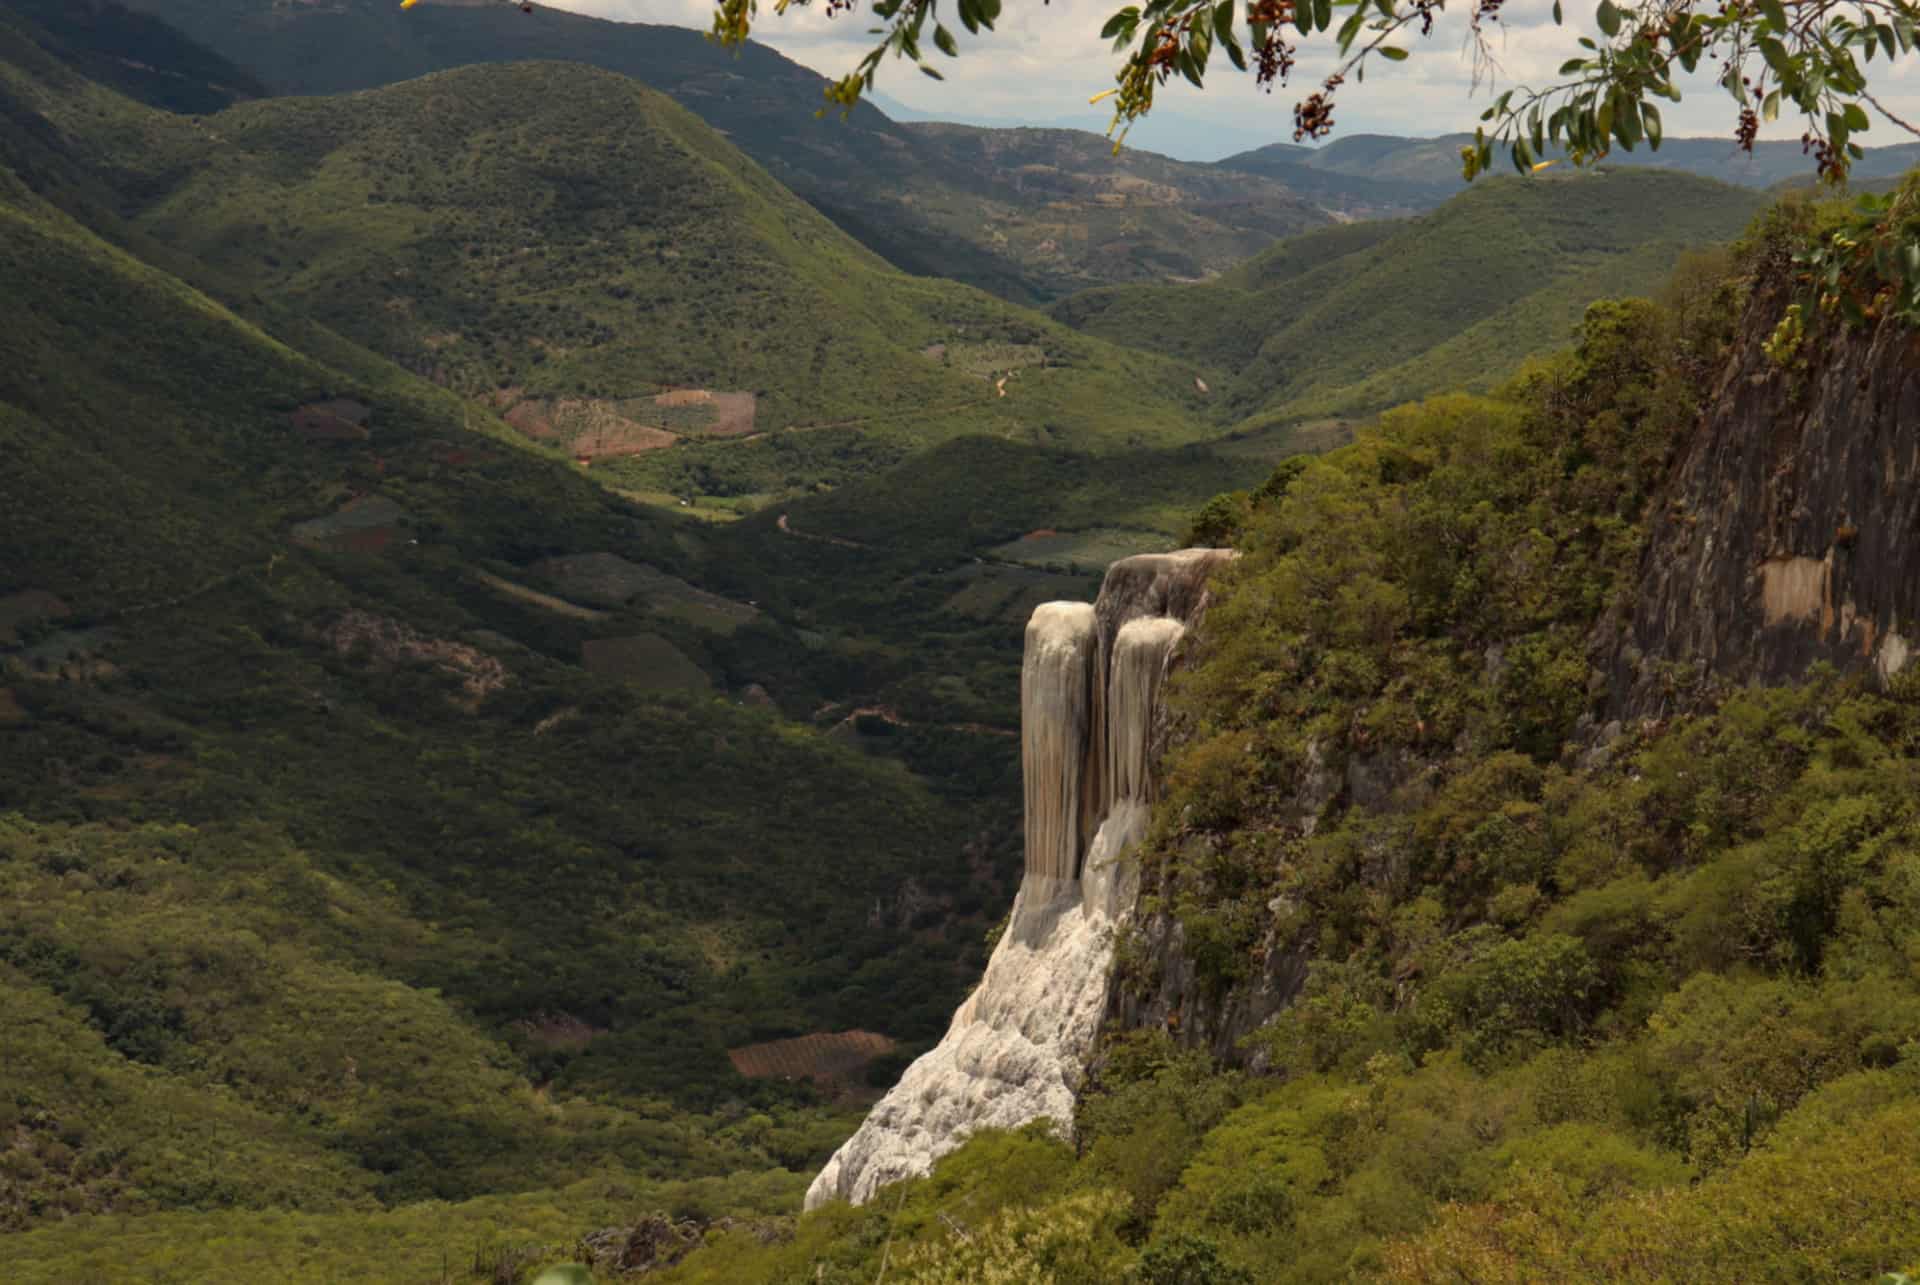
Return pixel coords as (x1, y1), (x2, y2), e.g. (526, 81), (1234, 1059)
(0, 62), (1023, 1263)
(106, 0), (1329, 301)
(0, 37), (1229, 511)
(1052, 169), (1763, 432)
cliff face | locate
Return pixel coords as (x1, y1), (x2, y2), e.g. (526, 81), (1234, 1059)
(1601, 278), (1920, 719)
(805, 549), (1232, 1210)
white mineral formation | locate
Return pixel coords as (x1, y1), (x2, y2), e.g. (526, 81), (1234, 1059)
(805, 550), (1232, 1209)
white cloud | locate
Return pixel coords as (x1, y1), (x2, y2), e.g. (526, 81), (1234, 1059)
(541, 0), (1920, 157)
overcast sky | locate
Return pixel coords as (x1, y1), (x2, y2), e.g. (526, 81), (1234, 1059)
(540, 0), (1920, 161)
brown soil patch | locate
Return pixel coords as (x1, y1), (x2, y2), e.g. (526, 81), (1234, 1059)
(0, 688), (26, 724)
(653, 389), (756, 437)
(705, 391), (756, 435)
(0, 590), (71, 645)
(1021, 528), (1059, 541)
(728, 1030), (895, 1083)
(572, 420), (678, 458)
(503, 401), (558, 439)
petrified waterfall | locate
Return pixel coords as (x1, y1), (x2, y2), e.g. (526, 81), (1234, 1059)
(805, 550), (1232, 1210)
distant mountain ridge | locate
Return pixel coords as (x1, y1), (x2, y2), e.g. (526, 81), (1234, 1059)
(1052, 168), (1765, 431)
(1217, 130), (1920, 210)
(107, 0), (1330, 300)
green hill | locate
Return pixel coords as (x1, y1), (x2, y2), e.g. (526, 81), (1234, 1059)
(110, 0), (1329, 302)
(1052, 168), (1764, 430)
(58, 62), (1219, 488)
(0, 59), (1017, 1237)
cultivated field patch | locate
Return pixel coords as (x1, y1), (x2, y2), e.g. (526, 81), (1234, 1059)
(472, 570), (607, 621)
(1212, 417), (1355, 462)
(579, 633), (711, 693)
(727, 1030), (895, 1085)
(289, 494), (408, 553)
(489, 389), (757, 459)
(530, 553), (759, 632)
(938, 563), (1093, 623)
(985, 527), (1175, 572)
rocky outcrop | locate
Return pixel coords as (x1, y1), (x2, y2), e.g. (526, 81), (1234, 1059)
(1601, 278), (1920, 719)
(804, 550), (1232, 1210)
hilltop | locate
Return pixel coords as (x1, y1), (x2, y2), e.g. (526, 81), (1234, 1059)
(110, 0), (1329, 301)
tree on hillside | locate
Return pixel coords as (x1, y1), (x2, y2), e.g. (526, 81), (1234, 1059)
(694, 0), (1920, 181)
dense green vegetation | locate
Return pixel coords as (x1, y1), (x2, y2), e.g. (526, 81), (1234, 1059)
(1052, 169), (1763, 432)
(614, 203), (1920, 1284)
(8, 3), (1918, 1280)
(0, 87), (1016, 1251)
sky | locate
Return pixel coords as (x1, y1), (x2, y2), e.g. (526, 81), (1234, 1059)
(540, 0), (1920, 161)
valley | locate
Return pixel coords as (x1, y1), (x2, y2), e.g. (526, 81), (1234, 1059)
(2, 0), (1919, 1280)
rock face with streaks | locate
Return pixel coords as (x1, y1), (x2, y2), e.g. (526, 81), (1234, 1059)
(1598, 274), (1920, 719)
(804, 550), (1233, 1209)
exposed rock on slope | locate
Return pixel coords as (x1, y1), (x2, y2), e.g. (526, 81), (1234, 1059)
(1601, 275), (1920, 718)
(805, 550), (1232, 1209)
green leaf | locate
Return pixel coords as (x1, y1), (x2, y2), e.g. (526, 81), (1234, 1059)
(1845, 101), (1870, 131)
(1378, 44), (1410, 60)
(1759, 36), (1791, 80)
(1224, 37), (1247, 70)
(1552, 0), (1562, 22)
(1762, 89), (1781, 121)
(1595, 96), (1614, 142)
(920, 63), (944, 78)
(1099, 7), (1138, 39)
(1759, 0), (1787, 31)
(933, 23), (958, 55)
(1595, 0), (1621, 37)
(1213, 0), (1234, 43)
(1615, 93), (1643, 146)
(1559, 58), (1588, 74)
(1337, 9), (1366, 48)
(1314, 0), (1332, 33)
(1641, 101), (1662, 147)
(977, 0), (1001, 25)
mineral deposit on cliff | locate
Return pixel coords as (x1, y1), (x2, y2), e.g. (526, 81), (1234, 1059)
(805, 550), (1231, 1209)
